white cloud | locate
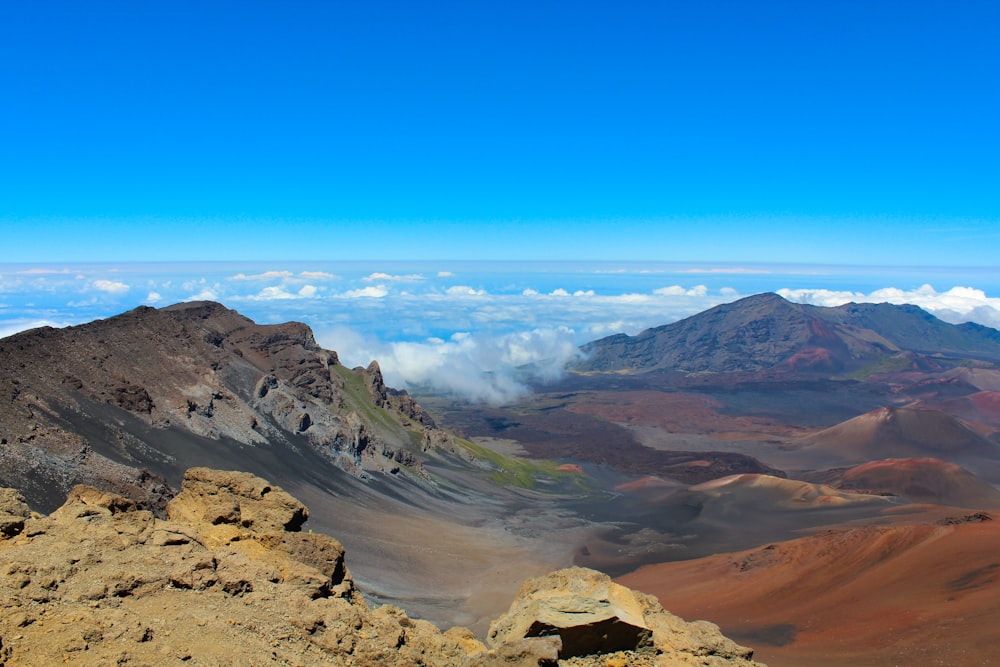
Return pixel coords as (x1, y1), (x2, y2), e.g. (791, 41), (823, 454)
(92, 279), (130, 293)
(777, 285), (1000, 328)
(322, 326), (583, 405)
(299, 271), (337, 280)
(253, 286), (297, 300)
(186, 289), (219, 301)
(654, 284), (708, 297)
(242, 284), (320, 300)
(228, 270), (294, 281)
(15, 268), (72, 275)
(550, 288), (570, 297)
(522, 288), (539, 296)
(341, 285), (389, 298)
(363, 272), (424, 282)
(437, 271), (454, 277)
(145, 291), (162, 303)
(446, 285), (486, 296)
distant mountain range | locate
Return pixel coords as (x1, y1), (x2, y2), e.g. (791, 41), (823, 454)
(577, 292), (1000, 374)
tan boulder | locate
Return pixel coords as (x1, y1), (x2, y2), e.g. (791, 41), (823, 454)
(0, 487), (32, 538)
(486, 567), (765, 666)
(166, 466), (308, 532)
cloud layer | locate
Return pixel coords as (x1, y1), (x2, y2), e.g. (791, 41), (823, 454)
(2, 261), (1000, 403)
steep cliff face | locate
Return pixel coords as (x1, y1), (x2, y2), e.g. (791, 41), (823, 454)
(0, 302), (448, 512)
(0, 468), (764, 667)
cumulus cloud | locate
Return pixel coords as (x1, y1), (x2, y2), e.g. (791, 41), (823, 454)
(321, 326), (584, 405)
(340, 285), (389, 298)
(446, 285), (486, 296)
(185, 288), (219, 301)
(145, 291), (162, 303)
(778, 285), (1000, 328)
(228, 270), (294, 281)
(363, 272), (424, 282)
(653, 284), (708, 297)
(244, 284), (322, 301)
(299, 271), (337, 280)
(92, 279), (130, 293)
(253, 286), (298, 300)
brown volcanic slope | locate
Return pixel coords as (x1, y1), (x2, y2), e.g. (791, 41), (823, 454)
(572, 473), (900, 577)
(822, 457), (1000, 508)
(927, 390), (1000, 435)
(618, 516), (1000, 667)
(793, 406), (1000, 467)
(577, 292), (1000, 374)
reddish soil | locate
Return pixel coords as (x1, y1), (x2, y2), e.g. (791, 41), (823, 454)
(565, 390), (800, 440)
(833, 457), (1000, 508)
(617, 516), (1000, 667)
(927, 390), (1000, 435)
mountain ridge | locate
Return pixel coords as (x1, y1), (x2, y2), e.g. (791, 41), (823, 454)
(576, 293), (1000, 374)
(0, 301), (449, 512)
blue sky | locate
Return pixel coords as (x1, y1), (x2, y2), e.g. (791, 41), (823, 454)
(2, 1), (999, 265)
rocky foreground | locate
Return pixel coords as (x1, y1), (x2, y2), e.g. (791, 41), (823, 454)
(0, 467), (763, 666)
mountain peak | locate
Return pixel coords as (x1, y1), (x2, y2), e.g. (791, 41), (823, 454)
(577, 293), (1000, 374)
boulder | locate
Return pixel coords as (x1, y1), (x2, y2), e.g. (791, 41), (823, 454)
(487, 567), (764, 666)
(166, 466), (308, 532)
(0, 487), (31, 538)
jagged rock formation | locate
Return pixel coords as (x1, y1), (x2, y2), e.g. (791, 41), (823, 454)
(0, 468), (762, 666)
(577, 293), (1000, 374)
(0, 301), (449, 512)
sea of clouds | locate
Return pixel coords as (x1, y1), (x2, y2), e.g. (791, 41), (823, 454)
(2, 262), (999, 404)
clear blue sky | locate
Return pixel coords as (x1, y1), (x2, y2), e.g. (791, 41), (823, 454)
(2, 1), (998, 265)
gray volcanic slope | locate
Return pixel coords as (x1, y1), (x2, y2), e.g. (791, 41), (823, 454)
(0, 301), (449, 512)
(577, 292), (1000, 374)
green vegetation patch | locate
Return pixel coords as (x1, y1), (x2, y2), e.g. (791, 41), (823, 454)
(843, 354), (916, 380)
(329, 363), (402, 434)
(454, 438), (588, 490)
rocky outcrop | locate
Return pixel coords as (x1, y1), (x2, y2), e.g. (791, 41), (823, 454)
(0, 468), (763, 666)
(485, 568), (764, 666)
